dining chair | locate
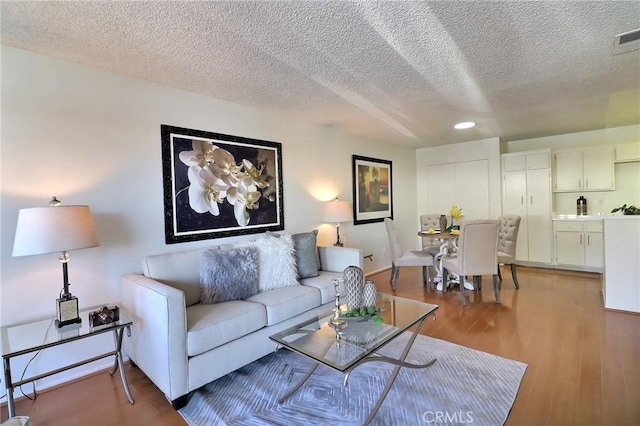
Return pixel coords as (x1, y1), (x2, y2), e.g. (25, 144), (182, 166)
(497, 214), (521, 289)
(441, 220), (500, 306)
(419, 214), (443, 271)
(384, 218), (434, 291)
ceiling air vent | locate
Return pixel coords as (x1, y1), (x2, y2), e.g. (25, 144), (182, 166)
(613, 28), (640, 55)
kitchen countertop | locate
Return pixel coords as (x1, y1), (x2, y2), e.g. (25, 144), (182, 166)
(553, 214), (640, 221)
(553, 214), (606, 221)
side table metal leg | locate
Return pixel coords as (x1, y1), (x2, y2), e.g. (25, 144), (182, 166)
(110, 327), (135, 404)
(3, 358), (15, 419)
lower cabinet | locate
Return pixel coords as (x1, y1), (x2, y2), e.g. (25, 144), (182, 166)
(553, 220), (603, 271)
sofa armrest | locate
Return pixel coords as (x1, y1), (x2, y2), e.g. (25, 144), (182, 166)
(121, 273), (189, 401)
(318, 246), (363, 272)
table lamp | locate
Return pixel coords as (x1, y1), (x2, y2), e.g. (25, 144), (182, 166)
(12, 197), (100, 327)
(324, 198), (353, 247)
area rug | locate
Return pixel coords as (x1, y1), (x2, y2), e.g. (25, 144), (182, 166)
(179, 334), (527, 426)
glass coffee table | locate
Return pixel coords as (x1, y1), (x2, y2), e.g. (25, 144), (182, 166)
(269, 293), (438, 425)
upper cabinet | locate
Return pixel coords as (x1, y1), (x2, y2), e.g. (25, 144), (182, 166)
(502, 150), (553, 265)
(614, 142), (640, 163)
(502, 150), (550, 172)
(553, 147), (615, 192)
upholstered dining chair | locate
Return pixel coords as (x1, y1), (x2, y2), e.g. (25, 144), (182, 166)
(441, 220), (500, 306)
(497, 215), (521, 289)
(384, 218), (434, 291)
(419, 214), (443, 270)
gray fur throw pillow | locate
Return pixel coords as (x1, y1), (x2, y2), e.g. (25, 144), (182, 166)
(199, 246), (259, 304)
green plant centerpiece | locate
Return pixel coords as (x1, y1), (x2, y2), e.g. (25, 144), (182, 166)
(611, 204), (640, 215)
(342, 306), (384, 323)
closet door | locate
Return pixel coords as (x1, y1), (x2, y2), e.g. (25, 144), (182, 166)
(424, 160), (489, 221)
(454, 160), (489, 221)
(424, 164), (455, 215)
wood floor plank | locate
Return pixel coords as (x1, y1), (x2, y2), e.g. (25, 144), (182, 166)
(2, 265), (638, 425)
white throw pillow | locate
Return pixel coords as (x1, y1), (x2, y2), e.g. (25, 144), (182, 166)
(236, 233), (298, 291)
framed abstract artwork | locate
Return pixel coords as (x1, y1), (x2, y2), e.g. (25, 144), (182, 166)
(161, 125), (284, 244)
(351, 155), (393, 225)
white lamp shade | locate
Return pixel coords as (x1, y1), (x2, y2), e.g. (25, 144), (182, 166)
(13, 205), (100, 257)
(324, 199), (353, 223)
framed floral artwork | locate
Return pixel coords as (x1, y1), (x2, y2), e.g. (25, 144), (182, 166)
(161, 125), (284, 244)
(352, 155), (393, 225)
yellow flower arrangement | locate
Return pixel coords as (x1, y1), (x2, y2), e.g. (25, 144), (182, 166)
(450, 205), (462, 221)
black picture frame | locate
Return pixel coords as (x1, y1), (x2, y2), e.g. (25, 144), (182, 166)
(352, 155), (393, 225)
(161, 125), (284, 244)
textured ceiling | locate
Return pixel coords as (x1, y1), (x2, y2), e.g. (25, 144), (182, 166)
(1, 1), (639, 148)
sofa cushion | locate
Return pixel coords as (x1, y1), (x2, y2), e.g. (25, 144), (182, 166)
(142, 247), (217, 307)
(292, 230), (320, 278)
(236, 233), (298, 291)
(199, 246), (259, 304)
(247, 285), (321, 326)
(300, 271), (342, 304)
(186, 300), (267, 357)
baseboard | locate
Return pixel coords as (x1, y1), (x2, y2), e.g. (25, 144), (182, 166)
(365, 266), (391, 277)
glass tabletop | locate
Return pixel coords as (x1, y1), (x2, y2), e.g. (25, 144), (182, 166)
(1, 306), (132, 358)
(269, 294), (438, 372)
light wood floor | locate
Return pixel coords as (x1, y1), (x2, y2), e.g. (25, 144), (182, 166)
(2, 266), (639, 425)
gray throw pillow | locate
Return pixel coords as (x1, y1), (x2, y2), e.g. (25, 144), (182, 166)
(292, 230), (319, 278)
(199, 246), (259, 304)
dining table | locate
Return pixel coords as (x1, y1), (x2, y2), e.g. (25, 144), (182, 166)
(418, 230), (474, 291)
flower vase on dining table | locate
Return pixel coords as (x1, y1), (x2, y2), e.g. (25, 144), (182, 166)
(439, 215), (448, 233)
(449, 205), (462, 231)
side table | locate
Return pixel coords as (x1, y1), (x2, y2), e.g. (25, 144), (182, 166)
(1, 306), (135, 419)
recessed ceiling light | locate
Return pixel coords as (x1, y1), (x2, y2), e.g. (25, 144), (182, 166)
(454, 121), (476, 130)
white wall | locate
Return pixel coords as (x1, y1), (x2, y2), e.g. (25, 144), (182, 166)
(505, 125), (640, 152)
(0, 46), (416, 391)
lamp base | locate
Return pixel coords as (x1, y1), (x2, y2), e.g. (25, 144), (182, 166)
(334, 224), (344, 247)
(56, 296), (81, 328)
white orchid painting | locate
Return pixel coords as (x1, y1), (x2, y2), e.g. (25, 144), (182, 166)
(162, 126), (283, 243)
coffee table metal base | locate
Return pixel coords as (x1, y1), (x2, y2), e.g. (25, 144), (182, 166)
(277, 314), (436, 426)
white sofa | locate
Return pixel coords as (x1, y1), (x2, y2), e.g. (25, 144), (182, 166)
(121, 243), (362, 408)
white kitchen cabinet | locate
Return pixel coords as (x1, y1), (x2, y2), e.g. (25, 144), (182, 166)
(553, 220), (603, 270)
(555, 224), (584, 266)
(502, 150), (550, 172)
(614, 142), (640, 163)
(585, 228), (604, 268)
(502, 151), (552, 265)
(554, 148), (615, 192)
